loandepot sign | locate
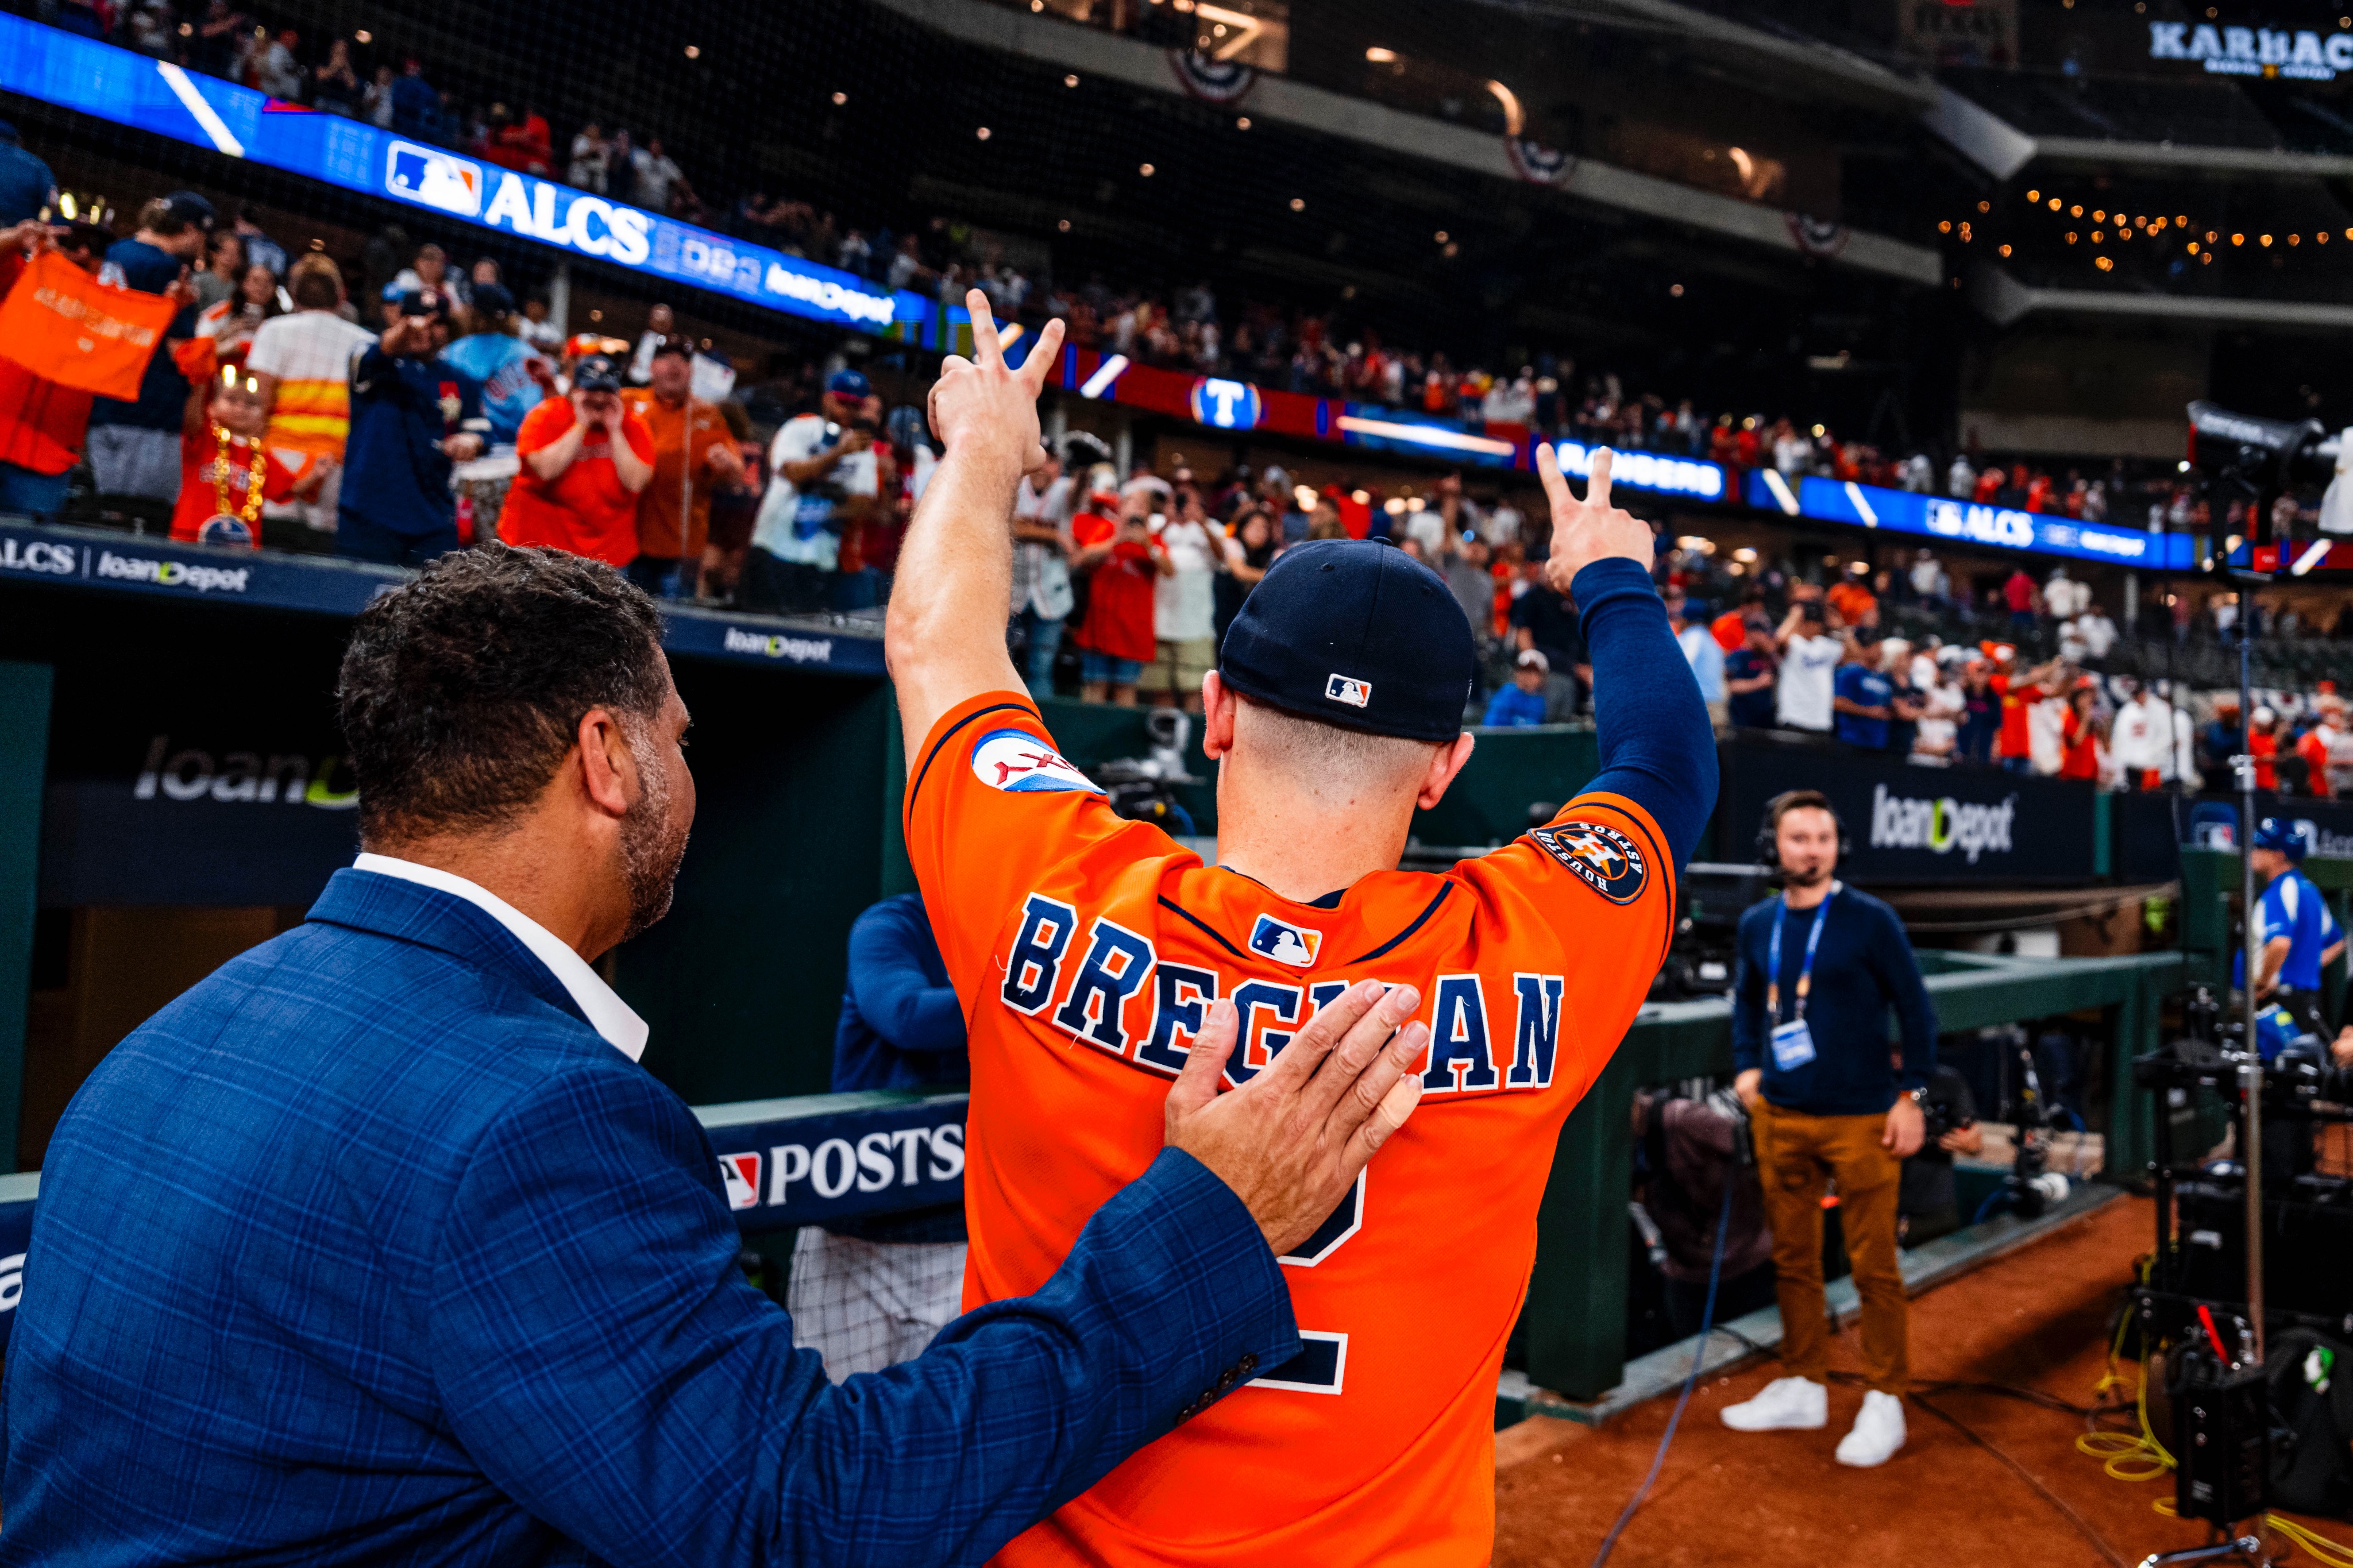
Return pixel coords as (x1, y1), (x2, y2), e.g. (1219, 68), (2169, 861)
(2148, 20), (2353, 80)
(1868, 785), (2018, 866)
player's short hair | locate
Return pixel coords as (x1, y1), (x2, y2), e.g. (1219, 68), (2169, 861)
(1233, 691), (1438, 793)
(337, 546), (668, 845)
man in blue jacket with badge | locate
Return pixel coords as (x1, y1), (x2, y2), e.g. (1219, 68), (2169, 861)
(3, 545), (1427, 1564)
(1724, 788), (1938, 1470)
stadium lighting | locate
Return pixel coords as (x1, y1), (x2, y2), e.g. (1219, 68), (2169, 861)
(2027, 189), (2040, 202)
(831, 91), (847, 105)
(976, 126), (992, 140)
(1289, 197), (1305, 211)
(684, 45), (700, 58)
(2261, 234), (2274, 246)
(353, 28), (370, 42)
(1365, 46), (1397, 62)
(1734, 547), (1759, 563)
(1434, 230), (1449, 242)
(1670, 283), (1685, 297)
(1486, 80), (1524, 136)
(1236, 116), (1251, 129)
(1336, 416), (1517, 459)
(1139, 163), (1155, 176)
(1999, 244), (2012, 257)
(1064, 74), (1079, 87)
(1057, 218), (1071, 231)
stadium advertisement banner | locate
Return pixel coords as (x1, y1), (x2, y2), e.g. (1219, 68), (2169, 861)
(2147, 20), (2353, 80)
(0, 521), (888, 675)
(698, 1094), (967, 1227)
(1035, 343), (1734, 499)
(1745, 470), (2198, 571)
(0, 16), (929, 337)
(0, 1179), (33, 1355)
(1717, 738), (2097, 883)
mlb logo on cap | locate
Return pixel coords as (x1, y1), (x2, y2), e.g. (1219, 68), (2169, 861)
(1248, 914), (1322, 967)
(717, 1152), (762, 1210)
(1325, 674), (1371, 709)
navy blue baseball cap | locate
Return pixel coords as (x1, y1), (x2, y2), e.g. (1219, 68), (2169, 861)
(2255, 817), (2309, 859)
(1218, 539), (1476, 743)
(826, 368), (871, 398)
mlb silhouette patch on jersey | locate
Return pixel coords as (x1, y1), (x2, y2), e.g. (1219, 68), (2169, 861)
(1248, 914), (1322, 967)
(1529, 821), (1649, 904)
(970, 728), (1104, 794)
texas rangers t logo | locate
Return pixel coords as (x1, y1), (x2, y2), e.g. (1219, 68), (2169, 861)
(1529, 821), (1648, 904)
(970, 728), (1105, 794)
(1248, 914), (1323, 967)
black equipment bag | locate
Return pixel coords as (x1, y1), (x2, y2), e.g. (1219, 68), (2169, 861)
(2267, 1327), (2353, 1517)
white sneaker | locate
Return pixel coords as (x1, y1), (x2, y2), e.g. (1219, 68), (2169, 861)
(1835, 1389), (1907, 1467)
(1720, 1376), (1828, 1432)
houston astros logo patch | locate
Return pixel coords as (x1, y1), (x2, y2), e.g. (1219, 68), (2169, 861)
(970, 728), (1104, 794)
(1529, 821), (1648, 904)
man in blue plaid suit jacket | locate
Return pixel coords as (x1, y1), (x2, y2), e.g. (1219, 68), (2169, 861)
(0, 546), (1429, 1565)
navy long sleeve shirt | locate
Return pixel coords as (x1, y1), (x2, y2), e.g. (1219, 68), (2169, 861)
(1729, 885), (1939, 1116)
(1572, 557), (1717, 872)
(833, 893), (969, 1094)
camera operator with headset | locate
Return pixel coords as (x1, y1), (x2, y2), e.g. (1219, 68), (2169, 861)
(1723, 789), (1938, 1469)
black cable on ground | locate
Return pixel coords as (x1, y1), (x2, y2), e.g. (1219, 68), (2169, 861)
(1909, 1390), (2130, 1568)
(1589, 1179), (1735, 1568)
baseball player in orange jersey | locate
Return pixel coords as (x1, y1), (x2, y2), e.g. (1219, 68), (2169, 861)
(888, 293), (1716, 1566)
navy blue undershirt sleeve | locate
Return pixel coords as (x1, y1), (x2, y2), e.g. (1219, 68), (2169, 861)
(1571, 557), (1718, 872)
(847, 897), (967, 1057)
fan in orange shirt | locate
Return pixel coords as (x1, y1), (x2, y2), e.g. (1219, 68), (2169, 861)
(887, 292), (1716, 1568)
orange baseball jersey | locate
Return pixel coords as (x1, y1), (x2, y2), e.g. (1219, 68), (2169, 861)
(907, 690), (1675, 1567)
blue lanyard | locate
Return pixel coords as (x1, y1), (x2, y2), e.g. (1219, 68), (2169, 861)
(1766, 889), (1835, 1022)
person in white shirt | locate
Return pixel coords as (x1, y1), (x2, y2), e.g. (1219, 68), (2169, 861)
(2045, 567), (2088, 620)
(2074, 603), (2118, 668)
(567, 125), (610, 192)
(1900, 453), (1932, 493)
(628, 304), (676, 386)
(1946, 454), (1974, 499)
(632, 139), (684, 214)
(1142, 500), (1230, 715)
(2108, 681), (2161, 789)
(1914, 670), (1965, 762)
(743, 368), (880, 615)
(1009, 455), (1077, 697)
(1907, 549), (1948, 609)
(1775, 600), (1844, 733)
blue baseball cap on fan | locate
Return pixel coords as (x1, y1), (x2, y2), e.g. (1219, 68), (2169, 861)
(2255, 817), (2310, 859)
(1218, 538), (1476, 743)
(826, 368), (871, 398)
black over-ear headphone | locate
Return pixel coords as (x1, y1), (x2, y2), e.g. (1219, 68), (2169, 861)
(1755, 789), (1853, 873)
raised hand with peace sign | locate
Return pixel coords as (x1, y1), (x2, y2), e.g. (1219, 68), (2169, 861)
(924, 288), (1065, 477)
(887, 290), (1069, 748)
(1534, 444), (1656, 598)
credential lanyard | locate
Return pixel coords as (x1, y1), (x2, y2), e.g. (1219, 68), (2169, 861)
(1766, 887), (1837, 1023)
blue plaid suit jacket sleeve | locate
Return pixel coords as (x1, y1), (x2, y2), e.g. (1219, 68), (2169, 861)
(434, 1067), (1299, 1566)
(0, 872), (1297, 1566)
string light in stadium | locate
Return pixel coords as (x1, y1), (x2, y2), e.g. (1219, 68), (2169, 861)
(684, 45), (700, 58)
(976, 126), (992, 141)
(831, 91), (847, 105)
(1289, 196), (1305, 211)
(1064, 74), (1079, 87)
(1139, 163), (1155, 176)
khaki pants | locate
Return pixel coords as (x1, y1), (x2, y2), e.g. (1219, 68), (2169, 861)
(1754, 1100), (1908, 1395)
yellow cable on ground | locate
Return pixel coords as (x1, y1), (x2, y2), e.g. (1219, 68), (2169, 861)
(2074, 1314), (2353, 1563)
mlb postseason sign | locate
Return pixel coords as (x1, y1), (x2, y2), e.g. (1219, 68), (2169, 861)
(1716, 737), (2095, 882)
(1746, 472), (2197, 571)
(2148, 20), (2353, 80)
(0, 16), (928, 336)
(698, 1092), (966, 1228)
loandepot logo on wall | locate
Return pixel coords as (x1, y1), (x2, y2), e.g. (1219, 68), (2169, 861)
(133, 736), (357, 809)
(721, 627), (834, 663)
(1868, 784), (2018, 865)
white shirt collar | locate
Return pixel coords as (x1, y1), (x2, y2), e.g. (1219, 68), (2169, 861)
(350, 853), (649, 1061)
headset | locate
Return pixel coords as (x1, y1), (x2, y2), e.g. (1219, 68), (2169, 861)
(1754, 789), (1853, 874)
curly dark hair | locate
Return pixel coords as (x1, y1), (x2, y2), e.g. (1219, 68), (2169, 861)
(337, 546), (668, 844)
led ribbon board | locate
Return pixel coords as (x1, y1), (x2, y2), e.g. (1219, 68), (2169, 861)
(0, 16), (932, 337)
(1024, 339), (1734, 500)
(1745, 471), (2197, 570)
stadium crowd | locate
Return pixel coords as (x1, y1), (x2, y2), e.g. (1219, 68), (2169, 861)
(11, 0), (2196, 520)
(4, 117), (2352, 761)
